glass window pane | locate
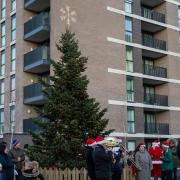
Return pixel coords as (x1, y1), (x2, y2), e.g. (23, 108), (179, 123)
(126, 61), (133, 72)
(128, 122), (135, 133)
(128, 141), (135, 151)
(0, 109), (4, 134)
(126, 47), (133, 61)
(125, 17), (132, 31)
(11, 0), (16, 11)
(127, 79), (133, 91)
(125, 0), (133, 13)
(11, 15), (16, 41)
(11, 45), (16, 71)
(0, 51), (5, 76)
(128, 109), (135, 122)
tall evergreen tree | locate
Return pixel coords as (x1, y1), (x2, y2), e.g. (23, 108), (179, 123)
(28, 30), (112, 169)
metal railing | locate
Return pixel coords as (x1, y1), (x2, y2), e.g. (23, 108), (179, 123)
(145, 122), (169, 134)
(24, 46), (50, 67)
(142, 33), (166, 51)
(24, 12), (49, 35)
(141, 7), (165, 23)
(144, 92), (168, 106)
(143, 64), (167, 78)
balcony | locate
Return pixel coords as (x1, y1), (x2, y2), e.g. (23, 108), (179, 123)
(24, 12), (50, 42)
(142, 34), (167, 59)
(144, 93), (168, 107)
(145, 123), (169, 135)
(143, 64), (167, 85)
(141, 0), (164, 8)
(24, 46), (50, 74)
(23, 117), (42, 133)
(24, 83), (47, 105)
(24, 0), (50, 12)
(141, 7), (166, 33)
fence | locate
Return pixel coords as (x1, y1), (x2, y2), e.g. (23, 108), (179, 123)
(39, 166), (135, 180)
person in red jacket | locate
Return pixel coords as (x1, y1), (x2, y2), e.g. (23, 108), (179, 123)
(148, 140), (163, 180)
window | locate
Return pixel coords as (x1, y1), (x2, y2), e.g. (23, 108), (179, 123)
(0, 80), (4, 105)
(10, 105), (15, 132)
(0, 50), (5, 76)
(178, 6), (180, 28)
(126, 46), (133, 72)
(127, 108), (135, 133)
(11, 15), (16, 41)
(10, 75), (15, 102)
(128, 141), (135, 151)
(11, 45), (16, 71)
(144, 113), (156, 134)
(1, 0), (6, 19)
(11, 0), (16, 12)
(127, 79), (134, 102)
(0, 109), (4, 134)
(125, 16), (133, 42)
(125, 0), (133, 13)
(1, 22), (5, 47)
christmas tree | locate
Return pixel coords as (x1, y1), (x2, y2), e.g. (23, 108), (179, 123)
(28, 30), (112, 169)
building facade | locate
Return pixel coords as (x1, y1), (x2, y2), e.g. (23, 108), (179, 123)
(1, 0), (180, 150)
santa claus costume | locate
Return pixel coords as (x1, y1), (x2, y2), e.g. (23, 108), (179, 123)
(148, 140), (163, 180)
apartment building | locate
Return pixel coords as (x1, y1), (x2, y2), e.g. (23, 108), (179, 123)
(1, 0), (180, 150)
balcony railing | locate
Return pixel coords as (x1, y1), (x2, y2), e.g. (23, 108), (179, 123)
(24, 12), (50, 42)
(142, 34), (166, 51)
(145, 122), (169, 134)
(144, 92), (168, 106)
(24, 83), (47, 105)
(143, 64), (167, 78)
(141, 7), (165, 23)
(24, 46), (50, 74)
(23, 117), (42, 133)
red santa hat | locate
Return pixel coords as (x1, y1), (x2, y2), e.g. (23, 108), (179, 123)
(152, 140), (160, 147)
(95, 136), (106, 145)
(162, 140), (169, 148)
(86, 138), (96, 147)
(115, 136), (122, 143)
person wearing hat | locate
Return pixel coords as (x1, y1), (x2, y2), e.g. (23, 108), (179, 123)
(85, 138), (97, 180)
(148, 140), (163, 180)
(8, 139), (25, 180)
(92, 136), (113, 180)
(135, 143), (152, 180)
(161, 140), (173, 180)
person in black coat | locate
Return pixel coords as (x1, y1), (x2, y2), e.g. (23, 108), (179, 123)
(0, 142), (14, 180)
(112, 148), (124, 180)
(93, 136), (113, 180)
(177, 139), (180, 161)
(85, 138), (96, 180)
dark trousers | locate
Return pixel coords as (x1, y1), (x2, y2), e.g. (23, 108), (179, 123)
(16, 169), (24, 180)
(96, 178), (110, 180)
(112, 172), (121, 180)
(173, 168), (177, 180)
(162, 170), (173, 180)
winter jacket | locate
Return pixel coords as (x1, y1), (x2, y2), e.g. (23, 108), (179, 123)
(8, 147), (25, 170)
(0, 153), (14, 180)
(170, 145), (180, 168)
(112, 149), (124, 172)
(161, 148), (173, 171)
(177, 141), (180, 161)
(85, 146), (96, 180)
(93, 144), (113, 179)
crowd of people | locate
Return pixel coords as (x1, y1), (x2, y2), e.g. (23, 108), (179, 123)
(85, 136), (180, 180)
(0, 139), (43, 180)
